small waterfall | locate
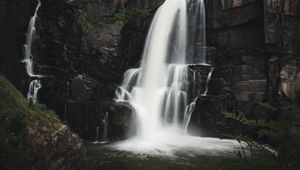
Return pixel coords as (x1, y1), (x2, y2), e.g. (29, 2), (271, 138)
(23, 0), (42, 103)
(203, 67), (214, 96)
(27, 79), (42, 103)
(183, 96), (198, 132)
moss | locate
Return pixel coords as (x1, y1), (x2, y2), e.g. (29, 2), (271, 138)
(77, 9), (97, 30)
(115, 8), (150, 26)
(0, 75), (83, 169)
(0, 76), (29, 168)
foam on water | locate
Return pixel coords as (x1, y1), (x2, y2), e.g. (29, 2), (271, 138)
(114, 131), (244, 156)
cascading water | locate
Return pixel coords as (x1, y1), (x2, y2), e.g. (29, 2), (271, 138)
(23, 0), (42, 103)
(115, 0), (243, 155)
(27, 79), (42, 103)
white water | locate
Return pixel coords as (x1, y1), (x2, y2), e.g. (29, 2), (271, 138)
(115, 0), (243, 155)
(23, 0), (42, 103)
(27, 79), (42, 103)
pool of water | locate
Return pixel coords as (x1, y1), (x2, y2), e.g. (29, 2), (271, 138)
(85, 142), (240, 170)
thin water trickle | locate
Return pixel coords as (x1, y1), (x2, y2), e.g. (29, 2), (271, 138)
(94, 112), (109, 144)
(203, 67), (214, 96)
(95, 126), (100, 142)
(102, 112), (108, 142)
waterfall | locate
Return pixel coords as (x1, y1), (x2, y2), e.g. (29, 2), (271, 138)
(116, 0), (207, 140)
(23, 0), (42, 103)
(115, 0), (242, 155)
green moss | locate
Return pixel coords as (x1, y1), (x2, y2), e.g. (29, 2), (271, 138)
(115, 8), (150, 26)
(0, 76), (60, 169)
(77, 9), (97, 29)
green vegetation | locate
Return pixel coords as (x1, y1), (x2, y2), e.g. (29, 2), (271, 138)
(223, 102), (300, 170)
(0, 76), (61, 169)
(0, 76), (27, 169)
(115, 8), (150, 26)
(77, 9), (97, 29)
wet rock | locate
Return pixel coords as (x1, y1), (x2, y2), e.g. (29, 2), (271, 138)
(107, 102), (134, 139)
(280, 64), (300, 100)
(71, 75), (97, 101)
(188, 64), (214, 97)
(65, 100), (102, 141)
(189, 95), (238, 137)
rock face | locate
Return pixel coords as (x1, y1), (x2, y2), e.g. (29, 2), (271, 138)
(28, 0), (164, 140)
(0, 0), (37, 94)
(188, 0), (300, 135)
(280, 64), (300, 100)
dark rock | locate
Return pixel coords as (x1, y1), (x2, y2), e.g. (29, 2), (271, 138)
(33, 0), (163, 140)
(0, 0), (38, 94)
(65, 100), (101, 141)
(206, 0), (264, 48)
(71, 75), (97, 101)
(126, 0), (165, 11)
(107, 102), (134, 139)
(188, 0), (300, 138)
(189, 95), (239, 137)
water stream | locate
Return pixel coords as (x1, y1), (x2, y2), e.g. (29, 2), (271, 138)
(23, 0), (42, 103)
